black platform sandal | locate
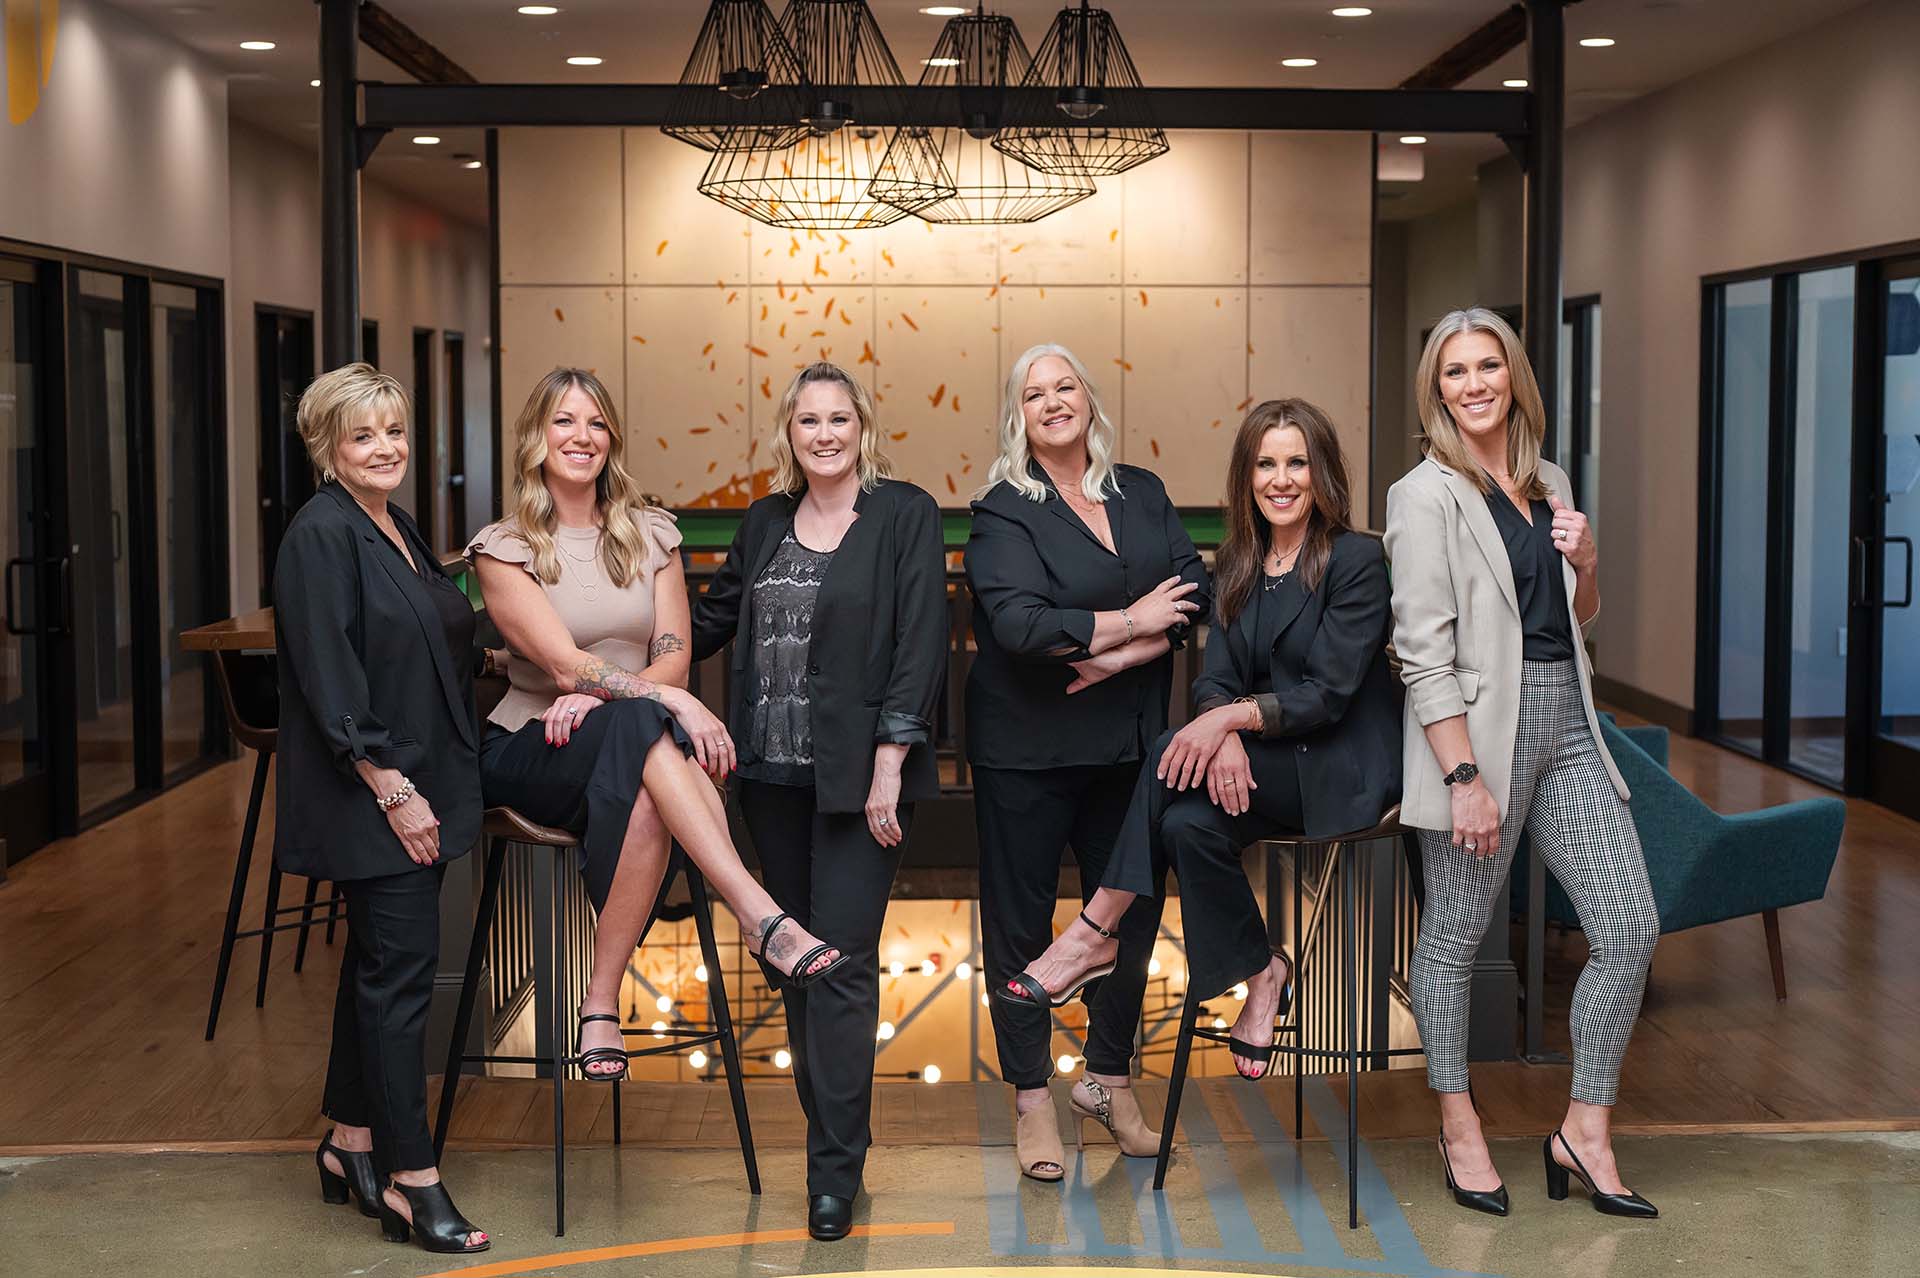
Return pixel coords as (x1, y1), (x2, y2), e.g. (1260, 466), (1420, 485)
(575, 1012), (630, 1082)
(314, 1130), (381, 1218)
(752, 911), (849, 989)
(1225, 948), (1295, 1080)
(379, 1179), (491, 1254)
(996, 911), (1119, 1009)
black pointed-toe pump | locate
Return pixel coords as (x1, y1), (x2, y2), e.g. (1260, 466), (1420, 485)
(1544, 1130), (1658, 1219)
(1439, 1134), (1510, 1216)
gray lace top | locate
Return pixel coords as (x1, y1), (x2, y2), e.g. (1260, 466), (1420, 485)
(740, 533), (834, 785)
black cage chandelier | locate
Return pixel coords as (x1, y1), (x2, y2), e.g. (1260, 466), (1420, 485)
(993, 0), (1169, 177)
(661, 0), (811, 153)
(697, 0), (954, 229)
(874, 7), (1094, 225)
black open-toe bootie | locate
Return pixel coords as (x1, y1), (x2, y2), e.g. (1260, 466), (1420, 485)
(314, 1130), (381, 1218)
(379, 1179), (491, 1254)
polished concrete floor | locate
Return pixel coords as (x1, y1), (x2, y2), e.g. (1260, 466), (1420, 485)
(4, 1128), (1915, 1278)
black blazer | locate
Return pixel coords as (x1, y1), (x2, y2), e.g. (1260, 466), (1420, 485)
(272, 484), (482, 881)
(1192, 529), (1402, 839)
(692, 478), (948, 814)
(964, 462), (1211, 771)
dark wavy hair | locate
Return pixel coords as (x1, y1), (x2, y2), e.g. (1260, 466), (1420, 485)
(1214, 398), (1353, 627)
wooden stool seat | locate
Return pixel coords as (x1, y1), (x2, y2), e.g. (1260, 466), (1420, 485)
(482, 806), (573, 847)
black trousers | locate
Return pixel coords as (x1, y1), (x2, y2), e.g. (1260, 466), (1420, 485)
(737, 779), (908, 1199)
(1112, 730), (1305, 1001)
(974, 761), (1162, 1088)
(321, 865), (444, 1175)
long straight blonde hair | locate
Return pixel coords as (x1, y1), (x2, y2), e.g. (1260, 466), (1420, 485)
(767, 362), (893, 496)
(508, 367), (656, 587)
(1414, 307), (1549, 499)
(984, 343), (1120, 503)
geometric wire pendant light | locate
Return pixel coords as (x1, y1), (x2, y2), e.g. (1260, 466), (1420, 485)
(875, 6), (1095, 225)
(697, 0), (954, 229)
(992, 0), (1169, 177)
(662, 0), (812, 153)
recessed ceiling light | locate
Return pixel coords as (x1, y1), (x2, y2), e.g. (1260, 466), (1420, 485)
(920, 6), (968, 15)
(1331, 6), (1373, 15)
(922, 57), (960, 67)
(239, 40), (275, 51)
(309, 78), (321, 87)
(517, 4), (560, 13)
(1579, 37), (1616, 47)
(566, 55), (602, 66)
(1400, 135), (1427, 145)
(1280, 57), (1318, 68)
(413, 135), (441, 145)
(463, 160), (484, 169)
(1503, 78), (1529, 88)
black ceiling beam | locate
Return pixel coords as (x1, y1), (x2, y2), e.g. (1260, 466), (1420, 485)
(362, 83), (1527, 135)
(1400, 4), (1526, 90)
(357, 1), (476, 85)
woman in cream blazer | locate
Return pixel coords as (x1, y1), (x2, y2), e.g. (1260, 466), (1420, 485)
(1385, 308), (1660, 1222)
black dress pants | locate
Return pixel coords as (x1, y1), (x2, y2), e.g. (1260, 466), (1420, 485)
(736, 779), (908, 1200)
(321, 864), (444, 1175)
(973, 761), (1162, 1088)
(1106, 729), (1304, 1001)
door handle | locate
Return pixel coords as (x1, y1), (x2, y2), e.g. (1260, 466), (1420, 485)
(111, 509), (124, 564)
(53, 555), (73, 635)
(1851, 536), (1867, 607)
(3, 557), (27, 637)
(1889, 536), (1914, 609)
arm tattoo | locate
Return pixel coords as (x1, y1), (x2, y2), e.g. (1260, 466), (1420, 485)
(648, 632), (686, 662)
(573, 655), (661, 702)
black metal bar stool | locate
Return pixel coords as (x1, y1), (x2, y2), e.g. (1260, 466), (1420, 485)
(432, 804), (760, 1237)
(203, 648), (342, 1040)
(1154, 804), (1424, 1230)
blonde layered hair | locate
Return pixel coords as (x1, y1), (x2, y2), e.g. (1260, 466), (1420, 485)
(985, 343), (1120, 503)
(296, 362), (411, 482)
(768, 362), (893, 496)
(1414, 307), (1549, 499)
(508, 367), (656, 588)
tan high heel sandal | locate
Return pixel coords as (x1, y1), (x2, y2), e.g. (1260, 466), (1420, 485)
(1070, 1078), (1160, 1157)
(1015, 1100), (1066, 1182)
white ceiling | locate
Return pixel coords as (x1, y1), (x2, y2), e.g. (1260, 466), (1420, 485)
(113, 0), (1875, 227)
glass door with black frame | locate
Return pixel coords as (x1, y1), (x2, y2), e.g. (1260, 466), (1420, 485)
(1867, 263), (1920, 812)
(0, 262), (57, 860)
(256, 308), (314, 604)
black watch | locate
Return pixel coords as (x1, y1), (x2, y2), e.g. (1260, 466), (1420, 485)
(1442, 761), (1480, 787)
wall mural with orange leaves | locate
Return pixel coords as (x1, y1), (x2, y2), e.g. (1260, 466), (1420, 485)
(499, 127), (1374, 513)
(4, 0), (59, 126)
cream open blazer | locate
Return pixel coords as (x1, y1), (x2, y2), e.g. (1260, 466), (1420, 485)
(1382, 455), (1627, 832)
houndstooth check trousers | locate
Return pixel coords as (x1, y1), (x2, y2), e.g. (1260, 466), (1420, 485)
(1410, 659), (1660, 1106)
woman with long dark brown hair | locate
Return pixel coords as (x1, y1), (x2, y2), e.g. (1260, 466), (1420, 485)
(1009, 398), (1399, 1082)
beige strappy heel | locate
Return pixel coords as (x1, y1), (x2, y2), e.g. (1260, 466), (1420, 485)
(1070, 1078), (1160, 1157)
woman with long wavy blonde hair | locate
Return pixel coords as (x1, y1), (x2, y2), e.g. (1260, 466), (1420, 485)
(467, 368), (853, 1091)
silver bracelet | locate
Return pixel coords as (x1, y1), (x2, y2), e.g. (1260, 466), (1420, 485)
(1120, 608), (1134, 644)
(377, 777), (416, 812)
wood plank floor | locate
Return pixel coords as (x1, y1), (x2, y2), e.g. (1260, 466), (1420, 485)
(2, 719), (1915, 1153)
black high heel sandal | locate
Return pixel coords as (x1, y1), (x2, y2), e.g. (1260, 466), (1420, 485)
(575, 1012), (630, 1082)
(314, 1130), (381, 1218)
(751, 911), (849, 989)
(379, 1179), (491, 1254)
(1544, 1129), (1658, 1218)
(1226, 949), (1296, 1080)
(996, 911), (1119, 1009)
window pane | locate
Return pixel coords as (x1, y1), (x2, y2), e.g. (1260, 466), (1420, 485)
(1716, 280), (1771, 754)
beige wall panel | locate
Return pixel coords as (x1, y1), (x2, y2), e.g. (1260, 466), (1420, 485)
(1249, 133), (1372, 286)
(625, 288), (752, 507)
(499, 129), (623, 285)
(750, 222), (875, 286)
(1122, 132), (1249, 287)
(872, 216), (999, 286)
(997, 287), (1126, 429)
(501, 287), (625, 436)
(998, 180), (1123, 286)
(1248, 287), (1373, 520)
(1122, 287), (1248, 504)
(872, 288), (1000, 503)
(624, 130), (753, 286)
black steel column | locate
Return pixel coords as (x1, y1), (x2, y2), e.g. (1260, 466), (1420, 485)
(319, 0), (361, 369)
(1518, 0), (1565, 1064)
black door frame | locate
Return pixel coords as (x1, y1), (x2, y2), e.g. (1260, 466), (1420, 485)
(1561, 294), (1599, 514)
(412, 326), (437, 550)
(1697, 235), (1920, 811)
(443, 330), (466, 550)
(255, 304), (316, 604)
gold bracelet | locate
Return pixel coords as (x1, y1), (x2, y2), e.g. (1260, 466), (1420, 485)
(1231, 695), (1264, 733)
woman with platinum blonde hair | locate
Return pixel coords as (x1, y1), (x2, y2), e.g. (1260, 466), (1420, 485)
(468, 368), (853, 1102)
(692, 361), (947, 1240)
(964, 343), (1210, 1181)
(1387, 308), (1659, 1220)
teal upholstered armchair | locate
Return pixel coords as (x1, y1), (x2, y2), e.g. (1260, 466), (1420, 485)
(1518, 719), (1846, 1000)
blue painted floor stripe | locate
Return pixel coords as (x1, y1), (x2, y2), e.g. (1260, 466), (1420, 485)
(1300, 1076), (1445, 1271)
